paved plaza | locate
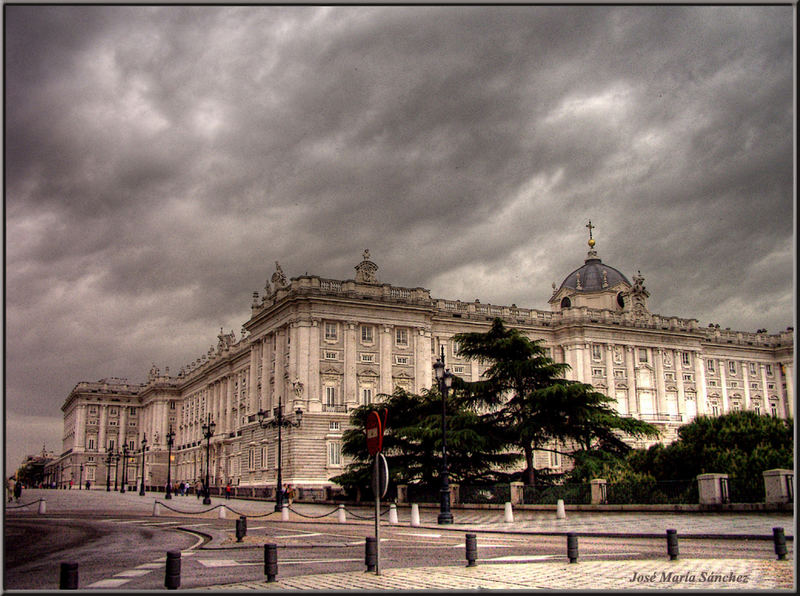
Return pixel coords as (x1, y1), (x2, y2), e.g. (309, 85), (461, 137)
(6, 489), (796, 591)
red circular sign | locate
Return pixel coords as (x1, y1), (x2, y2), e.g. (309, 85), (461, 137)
(366, 411), (383, 455)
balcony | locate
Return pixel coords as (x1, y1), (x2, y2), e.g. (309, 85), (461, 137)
(322, 404), (348, 413)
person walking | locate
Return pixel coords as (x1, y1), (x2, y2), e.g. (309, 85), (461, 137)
(14, 479), (23, 502)
(7, 477), (16, 503)
(225, 482), (231, 500)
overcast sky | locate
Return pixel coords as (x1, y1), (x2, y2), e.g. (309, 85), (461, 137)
(4, 5), (795, 473)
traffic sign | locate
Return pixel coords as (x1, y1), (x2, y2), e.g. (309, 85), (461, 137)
(371, 452), (389, 499)
(366, 410), (383, 455)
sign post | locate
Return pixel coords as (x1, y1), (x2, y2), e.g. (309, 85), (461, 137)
(365, 410), (386, 575)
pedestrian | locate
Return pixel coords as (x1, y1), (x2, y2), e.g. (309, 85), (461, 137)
(195, 481), (201, 499)
(69, 479), (73, 490)
(225, 482), (231, 500)
(86, 480), (91, 490)
(14, 479), (23, 502)
(7, 477), (16, 503)
(287, 484), (295, 506)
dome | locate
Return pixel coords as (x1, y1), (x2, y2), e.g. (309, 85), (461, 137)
(558, 255), (630, 293)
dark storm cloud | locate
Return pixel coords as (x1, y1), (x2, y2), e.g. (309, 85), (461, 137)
(4, 5), (794, 470)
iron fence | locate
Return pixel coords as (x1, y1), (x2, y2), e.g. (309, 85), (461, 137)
(523, 483), (591, 505)
(459, 484), (511, 504)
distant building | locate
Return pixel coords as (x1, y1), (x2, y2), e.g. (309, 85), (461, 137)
(45, 229), (794, 494)
(17, 445), (56, 487)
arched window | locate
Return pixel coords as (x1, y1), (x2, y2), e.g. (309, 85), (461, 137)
(560, 296), (571, 309)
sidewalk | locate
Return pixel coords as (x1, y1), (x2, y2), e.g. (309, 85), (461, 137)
(203, 558), (795, 591)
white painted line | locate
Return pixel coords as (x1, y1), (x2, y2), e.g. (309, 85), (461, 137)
(174, 528), (206, 550)
(198, 560), (261, 568)
(488, 554), (563, 562)
(140, 521), (182, 526)
(180, 551), (197, 557)
(135, 563), (163, 569)
(345, 538), (390, 546)
(396, 532), (441, 538)
(114, 569), (152, 578)
(449, 543), (513, 548)
(180, 523), (212, 527)
(274, 532), (323, 539)
(86, 578), (131, 588)
(279, 558), (362, 565)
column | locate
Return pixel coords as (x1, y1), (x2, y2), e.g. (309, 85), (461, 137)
(344, 322), (357, 403)
(694, 352), (708, 416)
(225, 377), (233, 435)
(625, 346), (638, 416)
(760, 364), (770, 414)
(719, 359), (729, 413)
(74, 405), (87, 449)
(675, 350), (686, 416)
(776, 363), (790, 418)
(308, 320), (321, 408)
(582, 343), (592, 384)
(261, 336), (271, 413)
(275, 328), (287, 408)
(288, 323), (299, 390)
(781, 363), (794, 418)
(655, 349), (667, 416)
(380, 325), (394, 395)
(295, 321), (311, 408)
(605, 343), (618, 411)
(98, 405), (108, 452)
(118, 406), (128, 451)
(742, 362), (752, 411)
(249, 343), (258, 415)
(414, 327), (432, 392)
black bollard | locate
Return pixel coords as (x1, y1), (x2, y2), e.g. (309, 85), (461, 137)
(365, 536), (377, 572)
(240, 515), (247, 536)
(59, 562), (78, 589)
(235, 518), (245, 542)
(666, 529), (679, 560)
(567, 533), (579, 564)
(264, 543), (278, 582)
(465, 533), (478, 567)
(164, 551), (181, 590)
(773, 527), (787, 561)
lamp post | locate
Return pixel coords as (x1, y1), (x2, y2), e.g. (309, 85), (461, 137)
(201, 415), (216, 505)
(433, 346), (454, 524)
(113, 450), (120, 491)
(165, 426), (175, 499)
(257, 402), (303, 512)
(120, 444), (129, 493)
(79, 463), (84, 490)
(105, 450), (116, 492)
(139, 433), (148, 496)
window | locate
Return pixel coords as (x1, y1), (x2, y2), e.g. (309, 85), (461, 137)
(728, 361), (737, 375)
(732, 402), (741, 412)
(749, 363), (757, 376)
(453, 365), (465, 374)
(395, 355), (409, 365)
(591, 344), (602, 361)
(708, 380), (718, 387)
(325, 387), (337, 407)
(395, 328), (408, 346)
(360, 353), (375, 363)
(89, 407), (98, 415)
(248, 448), (255, 471)
(767, 383), (775, 390)
(87, 467), (96, 481)
(361, 325), (374, 343)
(614, 369), (625, 379)
(683, 373), (693, 382)
(451, 340), (460, 356)
(328, 442), (342, 466)
(707, 359), (716, 373)
(638, 349), (648, 363)
(261, 445), (268, 469)
(754, 404), (761, 415)
(665, 372), (675, 382)
(169, 401), (176, 410)
(110, 408), (118, 416)
(109, 420), (118, 426)
(362, 388), (373, 404)
(108, 439), (115, 451)
(128, 440), (135, 450)
(549, 451), (561, 468)
(751, 383), (759, 390)
(681, 352), (691, 367)
(325, 322), (338, 341)
(329, 421), (340, 431)
(592, 368), (605, 377)
(711, 404), (720, 416)
(325, 351), (338, 360)
(766, 364), (773, 375)
(87, 437), (95, 450)
(129, 407), (137, 415)
(771, 403), (778, 417)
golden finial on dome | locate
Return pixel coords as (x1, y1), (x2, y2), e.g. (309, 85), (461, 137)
(586, 220), (596, 247)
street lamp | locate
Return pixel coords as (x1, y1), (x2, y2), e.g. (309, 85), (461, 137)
(257, 402), (303, 512)
(165, 426), (175, 499)
(80, 463), (84, 490)
(433, 345), (454, 524)
(106, 450), (117, 492)
(113, 450), (120, 491)
(120, 444), (129, 493)
(201, 415), (216, 505)
(139, 433), (148, 496)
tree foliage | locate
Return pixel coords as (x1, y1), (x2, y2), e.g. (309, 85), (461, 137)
(454, 318), (659, 484)
(330, 387), (518, 496)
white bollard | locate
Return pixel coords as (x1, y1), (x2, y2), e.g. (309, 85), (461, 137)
(504, 501), (514, 523)
(38, 499), (46, 515)
(410, 503), (420, 527)
(153, 502), (160, 517)
(389, 503), (399, 524)
(218, 506), (226, 519)
(281, 504), (289, 521)
(556, 499), (566, 519)
(337, 503), (346, 523)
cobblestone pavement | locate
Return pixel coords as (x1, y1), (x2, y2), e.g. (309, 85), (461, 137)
(204, 558), (795, 591)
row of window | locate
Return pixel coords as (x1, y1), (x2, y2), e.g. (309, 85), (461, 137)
(707, 359), (774, 377)
(244, 440), (342, 470)
(322, 351), (412, 365)
(87, 402), (177, 417)
(324, 322), (411, 347)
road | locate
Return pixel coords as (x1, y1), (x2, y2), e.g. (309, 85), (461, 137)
(4, 513), (790, 590)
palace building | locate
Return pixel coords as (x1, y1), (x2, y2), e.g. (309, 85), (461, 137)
(45, 231), (794, 493)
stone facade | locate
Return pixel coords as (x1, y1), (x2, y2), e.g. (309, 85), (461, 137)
(46, 239), (794, 491)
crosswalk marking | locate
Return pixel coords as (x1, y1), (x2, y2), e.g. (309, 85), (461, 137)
(86, 578), (131, 588)
(198, 559), (261, 567)
(135, 562), (163, 569)
(274, 532), (323, 539)
(114, 569), (151, 578)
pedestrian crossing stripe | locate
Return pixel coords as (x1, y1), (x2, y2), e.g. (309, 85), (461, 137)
(86, 578), (130, 588)
(114, 569), (151, 578)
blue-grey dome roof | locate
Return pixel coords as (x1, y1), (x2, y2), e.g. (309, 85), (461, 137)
(558, 256), (630, 292)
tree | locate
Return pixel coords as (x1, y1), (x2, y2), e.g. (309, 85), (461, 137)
(330, 387), (517, 497)
(454, 318), (659, 485)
